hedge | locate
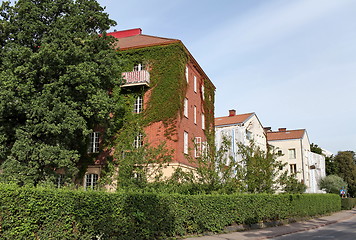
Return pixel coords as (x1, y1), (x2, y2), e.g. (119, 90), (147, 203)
(341, 198), (356, 210)
(0, 184), (341, 239)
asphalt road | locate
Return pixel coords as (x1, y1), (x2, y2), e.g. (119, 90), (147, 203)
(271, 214), (356, 240)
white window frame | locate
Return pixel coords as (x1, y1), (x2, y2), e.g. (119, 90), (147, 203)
(133, 133), (143, 148)
(288, 149), (296, 159)
(201, 84), (205, 100)
(184, 98), (188, 118)
(194, 76), (197, 93)
(184, 131), (189, 154)
(185, 66), (189, 82)
(134, 95), (143, 113)
(88, 132), (99, 153)
(201, 113), (205, 130)
(194, 137), (202, 157)
(194, 105), (197, 124)
(85, 173), (98, 190)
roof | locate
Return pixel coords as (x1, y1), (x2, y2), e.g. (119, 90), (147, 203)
(267, 129), (306, 141)
(114, 34), (180, 50)
(215, 113), (254, 127)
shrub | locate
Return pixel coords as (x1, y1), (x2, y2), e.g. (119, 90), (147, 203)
(318, 175), (347, 194)
(0, 184), (341, 239)
(341, 198), (356, 210)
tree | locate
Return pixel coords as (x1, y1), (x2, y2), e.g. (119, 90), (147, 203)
(0, 0), (121, 186)
(100, 101), (174, 191)
(237, 142), (288, 194)
(318, 175), (347, 194)
(310, 143), (322, 154)
(334, 151), (356, 197)
(325, 155), (336, 175)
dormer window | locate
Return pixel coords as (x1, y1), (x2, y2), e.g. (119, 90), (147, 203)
(133, 63), (146, 71)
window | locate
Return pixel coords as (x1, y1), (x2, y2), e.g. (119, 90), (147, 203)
(194, 137), (202, 157)
(246, 130), (252, 140)
(88, 132), (99, 153)
(194, 76), (197, 92)
(201, 84), (205, 100)
(202, 141), (208, 157)
(134, 133), (143, 148)
(194, 106), (197, 124)
(134, 96), (143, 113)
(85, 173), (98, 190)
(184, 131), (189, 154)
(202, 113), (205, 130)
(185, 66), (189, 82)
(133, 63), (145, 71)
(290, 164), (297, 174)
(288, 149), (296, 159)
(184, 98), (188, 118)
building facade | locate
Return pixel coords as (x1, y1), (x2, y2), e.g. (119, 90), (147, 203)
(215, 110), (267, 163)
(266, 128), (325, 193)
(84, 29), (215, 188)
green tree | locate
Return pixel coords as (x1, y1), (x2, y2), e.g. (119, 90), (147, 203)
(310, 143), (322, 154)
(0, 0), (121, 186)
(238, 142), (288, 193)
(334, 151), (356, 197)
(318, 174), (347, 194)
(325, 155), (336, 175)
(98, 95), (174, 191)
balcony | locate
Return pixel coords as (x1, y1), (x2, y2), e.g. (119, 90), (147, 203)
(121, 70), (150, 87)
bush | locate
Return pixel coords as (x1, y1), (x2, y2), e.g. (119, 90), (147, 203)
(0, 184), (341, 239)
(341, 198), (356, 210)
(318, 175), (348, 194)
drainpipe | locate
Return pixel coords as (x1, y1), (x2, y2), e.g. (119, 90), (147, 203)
(300, 139), (306, 185)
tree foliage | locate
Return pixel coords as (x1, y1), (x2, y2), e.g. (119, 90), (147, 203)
(0, 0), (121, 186)
(310, 143), (322, 154)
(318, 174), (347, 194)
(163, 138), (303, 194)
(333, 151), (356, 197)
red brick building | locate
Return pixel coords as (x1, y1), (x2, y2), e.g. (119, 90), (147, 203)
(84, 29), (215, 188)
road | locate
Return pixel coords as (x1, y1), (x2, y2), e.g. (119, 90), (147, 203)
(271, 213), (356, 240)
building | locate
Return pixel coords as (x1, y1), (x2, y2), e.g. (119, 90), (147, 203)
(215, 110), (267, 163)
(266, 128), (325, 193)
(84, 29), (215, 188)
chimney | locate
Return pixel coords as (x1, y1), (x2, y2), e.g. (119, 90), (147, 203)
(264, 127), (272, 132)
(229, 109), (236, 117)
(278, 128), (287, 132)
(107, 28), (142, 38)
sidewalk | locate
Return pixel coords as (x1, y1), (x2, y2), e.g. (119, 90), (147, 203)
(183, 208), (356, 240)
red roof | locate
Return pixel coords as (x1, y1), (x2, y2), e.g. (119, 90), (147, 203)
(267, 129), (306, 141)
(215, 113), (254, 127)
(107, 28), (180, 50)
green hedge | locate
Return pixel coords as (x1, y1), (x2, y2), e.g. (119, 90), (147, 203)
(341, 198), (356, 210)
(0, 184), (341, 239)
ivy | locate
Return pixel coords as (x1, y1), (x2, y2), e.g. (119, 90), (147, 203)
(118, 43), (215, 135)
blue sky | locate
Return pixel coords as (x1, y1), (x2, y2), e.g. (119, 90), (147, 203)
(103, 0), (354, 154)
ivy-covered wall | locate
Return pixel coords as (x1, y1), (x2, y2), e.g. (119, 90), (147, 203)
(117, 43), (215, 131)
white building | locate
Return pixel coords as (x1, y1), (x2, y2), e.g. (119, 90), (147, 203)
(266, 128), (325, 193)
(215, 110), (267, 163)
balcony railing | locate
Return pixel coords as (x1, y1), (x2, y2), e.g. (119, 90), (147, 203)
(121, 70), (150, 87)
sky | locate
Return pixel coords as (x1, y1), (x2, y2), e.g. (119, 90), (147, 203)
(0, 0), (331, 154)
(96, 0), (356, 154)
